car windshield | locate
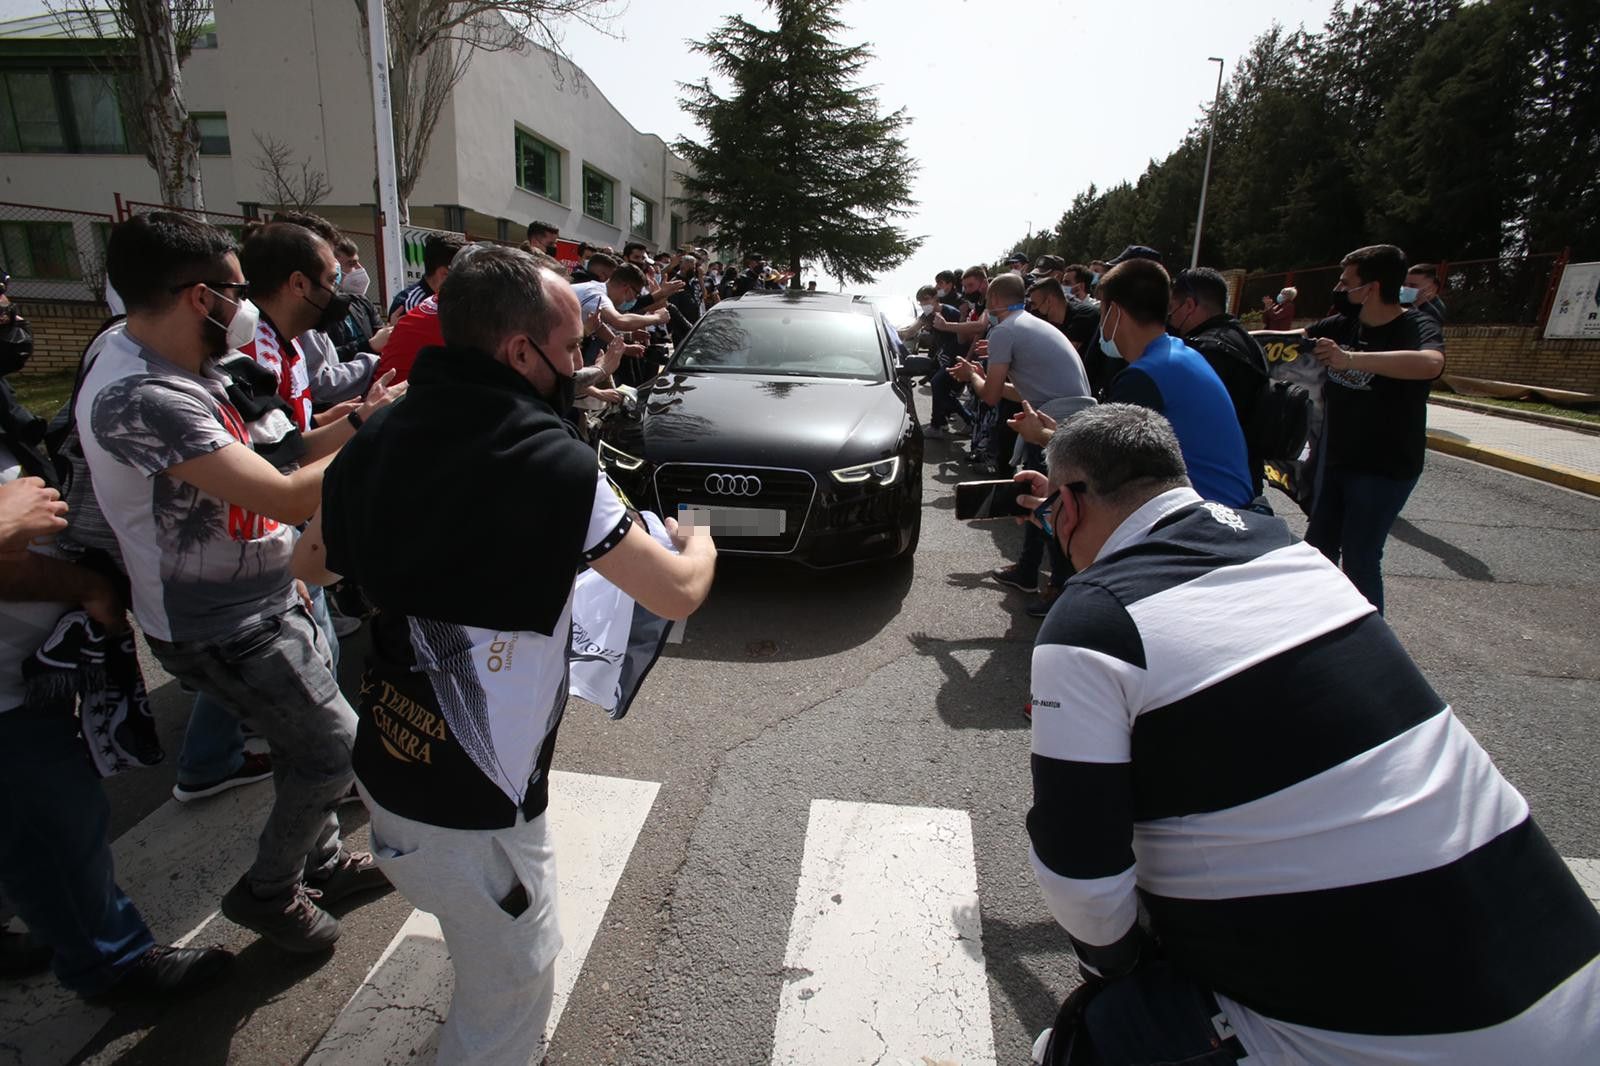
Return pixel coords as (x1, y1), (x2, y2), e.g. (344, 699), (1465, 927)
(670, 306), (887, 381)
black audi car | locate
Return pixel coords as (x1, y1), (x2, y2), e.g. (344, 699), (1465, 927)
(594, 291), (923, 566)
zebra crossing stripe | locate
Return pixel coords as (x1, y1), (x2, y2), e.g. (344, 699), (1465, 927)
(1567, 857), (1600, 908)
(770, 799), (998, 1066)
(304, 771), (660, 1064)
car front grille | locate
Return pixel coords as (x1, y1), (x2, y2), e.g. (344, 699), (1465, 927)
(652, 463), (816, 554)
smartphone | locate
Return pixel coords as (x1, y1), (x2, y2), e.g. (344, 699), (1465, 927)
(955, 479), (1029, 521)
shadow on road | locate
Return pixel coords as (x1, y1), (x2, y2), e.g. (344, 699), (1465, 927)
(73, 937), (338, 1066)
(1391, 517), (1495, 581)
(665, 554), (915, 663)
(979, 915), (1080, 1049)
(908, 622), (1035, 731)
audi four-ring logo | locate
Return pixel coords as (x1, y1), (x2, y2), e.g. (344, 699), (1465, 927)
(705, 473), (762, 496)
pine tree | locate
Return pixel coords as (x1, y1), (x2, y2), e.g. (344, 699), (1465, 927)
(673, 0), (921, 287)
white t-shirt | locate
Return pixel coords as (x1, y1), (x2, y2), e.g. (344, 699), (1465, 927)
(0, 445), (72, 712)
(571, 280), (615, 322)
(76, 329), (297, 643)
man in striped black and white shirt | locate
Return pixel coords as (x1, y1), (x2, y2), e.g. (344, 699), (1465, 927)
(1022, 404), (1600, 1065)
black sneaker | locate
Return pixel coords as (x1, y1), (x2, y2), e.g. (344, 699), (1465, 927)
(991, 565), (1038, 593)
(221, 877), (340, 953)
(1026, 587), (1063, 619)
(0, 925), (53, 978)
(306, 849), (391, 906)
(86, 944), (233, 1002)
(172, 751), (273, 804)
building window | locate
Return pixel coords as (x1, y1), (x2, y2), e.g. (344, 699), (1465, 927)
(630, 194), (654, 240)
(193, 112), (230, 155)
(582, 166), (615, 225)
(515, 128), (561, 201)
(670, 213), (683, 250)
(0, 221), (83, 280)
(0, 67), (134, 153)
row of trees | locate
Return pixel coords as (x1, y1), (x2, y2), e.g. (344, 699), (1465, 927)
(1009, 0), (1599, 273)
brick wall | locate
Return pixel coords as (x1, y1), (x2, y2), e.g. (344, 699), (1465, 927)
(11, 299), (113, 375)
(1440, 325), (1600, 394)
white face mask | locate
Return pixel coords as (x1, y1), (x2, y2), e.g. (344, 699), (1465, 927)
(207, 289), (260, 351)
(340, 266), (371, 297)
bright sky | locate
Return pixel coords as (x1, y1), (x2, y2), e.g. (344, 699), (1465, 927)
(559, 0), (1337, 315)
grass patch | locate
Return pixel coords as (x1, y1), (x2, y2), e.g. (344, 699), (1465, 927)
(7, 370), (76, 419)
(1442, 394), (1600, 427)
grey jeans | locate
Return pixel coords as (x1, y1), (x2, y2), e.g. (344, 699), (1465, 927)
(147, 603), (357, 896)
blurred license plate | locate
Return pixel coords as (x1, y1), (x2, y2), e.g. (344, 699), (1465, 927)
(677, 504), (786, 536)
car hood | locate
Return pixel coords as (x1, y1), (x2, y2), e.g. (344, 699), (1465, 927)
(612, 371), (909, 468)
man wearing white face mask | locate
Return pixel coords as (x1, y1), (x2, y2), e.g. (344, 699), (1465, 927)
(326, 237), (389, 361)
(78, 212), (402, 954)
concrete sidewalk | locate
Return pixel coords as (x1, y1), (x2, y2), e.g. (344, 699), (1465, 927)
(1427, 402), (1600, 496)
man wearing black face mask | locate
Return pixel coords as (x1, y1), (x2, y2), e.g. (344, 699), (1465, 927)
(239, 223), (351, 434)
(299, 245), (717, 1064)
(526, 220), (560, 257)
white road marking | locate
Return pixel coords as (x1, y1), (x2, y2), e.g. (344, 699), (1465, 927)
(1566, 857), (1600, 908)
(0, 785), (274, 1066)
(304, 770), (660, 1064)
(770, 799), (998, 1066)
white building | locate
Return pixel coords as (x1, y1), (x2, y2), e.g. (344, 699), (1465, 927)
(0, 1), (704, 305)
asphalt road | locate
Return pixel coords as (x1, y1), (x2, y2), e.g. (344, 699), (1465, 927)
(44, 391), (1600, 1066)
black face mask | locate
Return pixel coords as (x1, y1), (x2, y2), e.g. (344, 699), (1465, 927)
(1329, 288), (1355, 317)
(0, 313), (32, 377)
(544, 242), (558, 256)
(525, 336), (575, 412)
(305, 281), (353, 332)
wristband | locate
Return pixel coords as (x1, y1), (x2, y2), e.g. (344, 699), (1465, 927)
(347, 410), (364, 431)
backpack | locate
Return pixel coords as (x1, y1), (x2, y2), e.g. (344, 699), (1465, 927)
(1247, 377), (1312, 463)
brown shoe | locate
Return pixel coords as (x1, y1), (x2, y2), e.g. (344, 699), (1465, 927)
(307, 850), (391, 906)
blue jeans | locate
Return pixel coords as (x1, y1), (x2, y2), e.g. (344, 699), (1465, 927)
(176, 587), (341, 787)
(0, 704), (155, 996)
(1303, 467), (1419, 615)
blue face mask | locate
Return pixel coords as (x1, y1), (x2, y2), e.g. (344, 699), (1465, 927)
(618, 298), (637, 312)
(990, 302), (1024, 324)
(1090, 271), (1100, 285)
(1099, 306), (1123, 361)
(1399, 285), (1419, 304)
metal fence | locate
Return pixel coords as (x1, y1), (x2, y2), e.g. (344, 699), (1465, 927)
(0, 200), (114, 303)
(116, 196), (395, 307)
(1235, 252), (1566, 327)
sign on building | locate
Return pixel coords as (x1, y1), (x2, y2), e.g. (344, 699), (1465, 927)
(1544, 261), (1600, 340)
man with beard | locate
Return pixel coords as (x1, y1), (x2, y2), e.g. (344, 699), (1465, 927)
(78, 212), (400, 953)
(295, 245), (717, 1064)
(526, 220), (560, 256)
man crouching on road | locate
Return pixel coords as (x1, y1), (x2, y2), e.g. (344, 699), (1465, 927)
(293, 245), (716, 1066)
(1019, 404), (1599, 1065)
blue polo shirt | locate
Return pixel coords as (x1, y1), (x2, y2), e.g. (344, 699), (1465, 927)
(1106, 334), (1254, 507)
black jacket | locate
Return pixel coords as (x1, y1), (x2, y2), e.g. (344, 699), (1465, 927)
(1182, 313), (1270, 493)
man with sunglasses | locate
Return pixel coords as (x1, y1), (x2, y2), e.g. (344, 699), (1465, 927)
(1018, 404), (1599, 1065)
(77, 212), (399, 955)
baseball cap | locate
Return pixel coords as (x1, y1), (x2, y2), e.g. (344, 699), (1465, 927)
(1106, 245), (1164, 266)
(1005, 252), (1030, 265)
(1035, 255), (1065, 272)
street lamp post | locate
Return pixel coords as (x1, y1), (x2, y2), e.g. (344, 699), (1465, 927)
(1191, 57), (1225, 270)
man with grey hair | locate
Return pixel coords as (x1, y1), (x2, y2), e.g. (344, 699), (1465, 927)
(1021, 405), (1599, 1064)
(294, 245), (719, 1064)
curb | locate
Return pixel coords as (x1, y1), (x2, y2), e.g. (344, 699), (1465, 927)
(1428, 394), (1600, 437)
(1426, 432), (1600, 497)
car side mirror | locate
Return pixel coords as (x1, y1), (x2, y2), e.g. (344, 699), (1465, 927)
(898, 355), (936, 380)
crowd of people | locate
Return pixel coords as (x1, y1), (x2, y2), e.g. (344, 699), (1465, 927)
(898, 242), (1447, 617)
(0, 205), (1596, 1066)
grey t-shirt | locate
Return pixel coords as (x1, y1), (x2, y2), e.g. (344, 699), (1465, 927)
(986, 309), (1091, 406)
(76, 329), (297, 643)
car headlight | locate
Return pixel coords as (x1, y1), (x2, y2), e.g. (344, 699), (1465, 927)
(830, 456), (900, 486)
(598, 439), (645, 472)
